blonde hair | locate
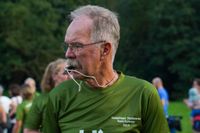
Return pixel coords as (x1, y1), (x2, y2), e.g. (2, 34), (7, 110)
(21, 84), (35, 100)
(40, 58), (67, 92)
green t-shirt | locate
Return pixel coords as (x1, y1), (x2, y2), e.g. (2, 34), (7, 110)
(16, 100), (33, 133)
(43, 72), (169, 133)
(25, 93), (48, 130)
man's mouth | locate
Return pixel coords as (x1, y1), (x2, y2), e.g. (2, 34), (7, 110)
(63, 65), (77, 75)
(67, 65), (76, 70)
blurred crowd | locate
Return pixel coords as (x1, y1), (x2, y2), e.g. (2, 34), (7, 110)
(0, 58), (68, 133)
(0, 58), (198, 133)
(184, 79), (200, 133)
(152, 77), (200, 133)
(0, 61), (198, 133)
(0, 78), (36, 133)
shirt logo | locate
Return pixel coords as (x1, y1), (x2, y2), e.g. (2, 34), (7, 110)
(111, 116), (141, 127)
(79, 129), (103, 133)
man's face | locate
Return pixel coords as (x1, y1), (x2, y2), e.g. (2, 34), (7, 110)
(64, 16), (101, 79)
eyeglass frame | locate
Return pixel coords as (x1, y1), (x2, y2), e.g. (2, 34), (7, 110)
(62, 40), (106, 53)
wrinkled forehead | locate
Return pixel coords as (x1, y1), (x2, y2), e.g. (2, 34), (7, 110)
(65, 16), (93, 43)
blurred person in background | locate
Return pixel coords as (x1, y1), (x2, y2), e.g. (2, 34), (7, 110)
(152, 77), (179, 133)
(184, 79), (200, 132)
(24, 58), (69, 133)
(0, 104), (7, 133)
(0, 85), (12, 115)
(8, 84), (22, 133)
(12, 84), (34, 133)
(152, 77), (169, 116)
(24, 78), (39, 98)
(184, 79), (200, 112)
(0, 85), (11, 133)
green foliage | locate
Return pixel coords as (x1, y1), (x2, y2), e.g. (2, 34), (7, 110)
(141, 0), (200, 97)
(0, 0), (65, 85)
(114, 0), (200, 99)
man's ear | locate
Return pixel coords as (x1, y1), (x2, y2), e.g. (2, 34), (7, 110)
(100, 42), (111, 57)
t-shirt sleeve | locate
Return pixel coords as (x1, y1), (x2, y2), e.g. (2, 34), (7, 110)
(141, 85), (170, 133)
(25, 97), (42, 130)
(16, 104), (24, 121)
(43, 95), (60, 133)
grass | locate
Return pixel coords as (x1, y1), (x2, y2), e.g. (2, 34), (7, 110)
(168, 101), (192, 133)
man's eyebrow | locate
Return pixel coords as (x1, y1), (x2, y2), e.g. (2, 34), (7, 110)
(64, 41), (82, 45)
(64, 38), (78, 43)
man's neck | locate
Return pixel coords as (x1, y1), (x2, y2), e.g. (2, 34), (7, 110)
(85, 67), (118, 89)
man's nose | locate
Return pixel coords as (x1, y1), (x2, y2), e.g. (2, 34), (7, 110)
(65, 48), (76, 59)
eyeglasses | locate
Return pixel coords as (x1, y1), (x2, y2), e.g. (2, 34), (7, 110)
(62, 40), (106, 53)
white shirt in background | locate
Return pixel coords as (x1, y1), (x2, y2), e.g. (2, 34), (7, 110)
(0, 96), (11, 113)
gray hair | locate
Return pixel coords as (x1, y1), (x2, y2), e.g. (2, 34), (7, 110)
(70, 5), (120, 62)
(152, 77), (163, 84)
(24, 77), (35, 85)
(24, 77), (36, 89)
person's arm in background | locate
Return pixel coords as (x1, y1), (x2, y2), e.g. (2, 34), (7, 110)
(183, 99), (193, 109)
(9, 101), (17, 118)
(24, 97), (41, 133)
(142, 85), (170, 133)
(158, 90), (166, 106)
(12, 104), (23, 133)
(183, 88), (196, 109)
(43, 96), (60, 133)
(12, 120), (22, 133)
(161, 99), (166, 106)
(0, 105), (7, 125)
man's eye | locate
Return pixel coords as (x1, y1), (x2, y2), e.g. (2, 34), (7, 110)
(74, 45), (81, 48)
(73, 43), (83, 48)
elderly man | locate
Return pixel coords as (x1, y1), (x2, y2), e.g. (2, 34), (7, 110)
(43, 5), (169, 133)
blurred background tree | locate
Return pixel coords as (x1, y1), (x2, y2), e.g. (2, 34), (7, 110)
(0, 0), (199, 99)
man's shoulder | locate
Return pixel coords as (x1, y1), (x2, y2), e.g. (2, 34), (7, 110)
(124, 75), (148, 84)
(124, 75), (156, 93)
